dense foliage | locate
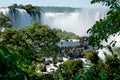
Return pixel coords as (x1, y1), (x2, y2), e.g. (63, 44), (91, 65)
(87, 0), (120, 48)
(53, 59), (83, 80)
(84, 54), (120, 80)
(83, 50), (99, 64)
(0, 22), (60, 79)
(1, 0), (120, 79)
(53, 50), (120, 80)
(0, 46), (27, 80)
(53, 28), (79, 40)
(52, 0), (120, 80)
(8, 4), (41, 13)
(0, 12), (11, 29)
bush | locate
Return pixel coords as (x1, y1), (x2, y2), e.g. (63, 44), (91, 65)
(8, 4), (41, 14)
(54, 59), (83, 80)
(83, 50), (99, 64)
(57, 58), (64, 62)
(36, 64), (46, 72)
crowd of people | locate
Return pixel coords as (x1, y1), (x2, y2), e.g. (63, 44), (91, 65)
(58, 36), (88, 58)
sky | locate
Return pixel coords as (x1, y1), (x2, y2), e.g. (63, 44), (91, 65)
(0, 0), (107, 8)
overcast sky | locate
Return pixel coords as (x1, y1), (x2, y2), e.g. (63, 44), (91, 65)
(0, 0), (107, 8)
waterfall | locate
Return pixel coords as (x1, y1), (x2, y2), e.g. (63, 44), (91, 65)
(41, 8), (108, 36)
(0, 8), (41, 28)
(0, 8), (108, 36)
(1, 7), (120, 60)
(29, 12), (41, 23)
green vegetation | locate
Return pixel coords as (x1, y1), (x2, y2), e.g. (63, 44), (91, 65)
(0, 46), (27, 80)
(57, 58), (64, 62)
(8, 4), (81, 13)
(53, 50), (120, 80)
(52, 0), (120, 80)
(87, 0), (120, 48)
(83, 50), (99, 64)
(0, 12), (11, 29)
(0, 22), (60, 79)
(54, 59), (83, 80)
(8, 4), (41, 13)
(53, 28), (79, 39)
(84, 53), (120, 80)
(36, 64), (46, 72)
(0, 22), (59, 56)
(1, 0), (120, 79)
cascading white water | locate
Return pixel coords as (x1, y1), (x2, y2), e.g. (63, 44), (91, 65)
(41, 8), (108, 36)
(0, 8), (108, 36)
(1, 7), (120, 61)
(29, 12), (41, 23)
(0, 8), (31, 28)
(0, 8), (41, 28)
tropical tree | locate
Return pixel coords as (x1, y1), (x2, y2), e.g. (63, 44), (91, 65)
(0, 45), (27, 80)
(53, 59), (83, 80)
(83, 50), (99, 64)
(0, 22), (59, 56)
(83, 0), (120, 79)
(87, 0), (120, 48)
(0, 22), (60, 79)
(83, 53), (120, 80)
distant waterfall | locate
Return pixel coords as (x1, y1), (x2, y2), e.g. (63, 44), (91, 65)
(0, 8), (41, 28)
(0, 8), (108, 36)
(41, 8), (108, 36)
